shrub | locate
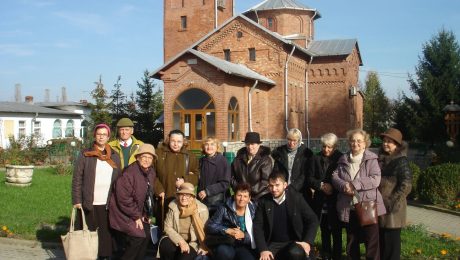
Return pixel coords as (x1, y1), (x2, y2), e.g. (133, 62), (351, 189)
(408, 162), (421, 199)
(53, 163), (73, 176)
(417, 163), (460, 206)
(0, 135), (48, 166)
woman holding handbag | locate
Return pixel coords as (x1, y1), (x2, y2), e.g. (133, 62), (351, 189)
(109, 144), (165, 260)
(378, 128), (412, 260)
(332, 129), (386, 260)
(197, 137), (231, 216)
(72, 124), (121, 259)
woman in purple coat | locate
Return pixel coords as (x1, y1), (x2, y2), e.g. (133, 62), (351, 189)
(332, 129), (386, 260)
(109, 144), (164, 260)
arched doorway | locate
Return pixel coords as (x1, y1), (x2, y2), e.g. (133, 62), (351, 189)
(172, 88), (215, 150)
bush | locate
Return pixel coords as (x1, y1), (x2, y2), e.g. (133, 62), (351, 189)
(53, 163), (73, 176)
(0, 135), (48, 166)
(417, 163), (460, 206)
(408, 162), (421, 199)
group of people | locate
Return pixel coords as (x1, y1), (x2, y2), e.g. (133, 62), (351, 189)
(72, 117), (412, 260)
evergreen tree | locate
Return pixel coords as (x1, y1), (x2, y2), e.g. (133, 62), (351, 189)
(363, 71), (391, 138)
(136, 70), (164, 145)
(109, 75), (128, 128)
(408, 29), (460, 143)
(89, 75), (112, 130)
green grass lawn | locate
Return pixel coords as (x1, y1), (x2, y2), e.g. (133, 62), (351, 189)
(0, 168), (72, 241)
(0, 168), (459, 258)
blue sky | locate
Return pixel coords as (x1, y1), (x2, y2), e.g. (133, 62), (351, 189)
(1, 0), (459, 102)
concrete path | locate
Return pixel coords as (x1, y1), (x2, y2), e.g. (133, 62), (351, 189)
(0, 204), (458, 259)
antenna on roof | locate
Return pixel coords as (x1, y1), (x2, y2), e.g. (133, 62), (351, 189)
(15, 83), (22, 102)
(62, 86), (67, 102)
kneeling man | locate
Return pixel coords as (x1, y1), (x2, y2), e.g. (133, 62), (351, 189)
(254, 170), (318, 260)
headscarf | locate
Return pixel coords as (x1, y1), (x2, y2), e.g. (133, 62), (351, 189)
(83, 143), (118, 169)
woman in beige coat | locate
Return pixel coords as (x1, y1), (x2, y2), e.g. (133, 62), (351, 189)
(158, 182), (209, 260)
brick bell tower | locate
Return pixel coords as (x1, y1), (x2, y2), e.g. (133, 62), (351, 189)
(163, 0), (234, 62)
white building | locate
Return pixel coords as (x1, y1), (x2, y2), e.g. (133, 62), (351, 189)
(0, 101), (89, 148)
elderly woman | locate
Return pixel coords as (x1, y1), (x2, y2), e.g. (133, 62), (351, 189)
(206, 183), (257, 260)
(306, 133), (343, 260)
(378, 128), (412, 260)
(272, 128), (313, 193)
(332, 129), (386, 260)
(158, 182), (209, 260)
(197, 137), (231, 216)
(109, 144), (163, 259)
(72, 124), (121, 260)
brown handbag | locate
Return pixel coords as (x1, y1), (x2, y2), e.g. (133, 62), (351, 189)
(354, 190), (378, 226)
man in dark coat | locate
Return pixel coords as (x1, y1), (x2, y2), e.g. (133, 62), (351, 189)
(231, 132), (273, 200)
(272, 128), (313, 193)
(254, 170), (318, 260)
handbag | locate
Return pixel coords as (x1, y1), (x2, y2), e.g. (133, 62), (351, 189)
(61, 208), (99, 260)
(354, 190), (378, 227)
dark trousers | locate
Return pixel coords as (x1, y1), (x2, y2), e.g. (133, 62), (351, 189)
(320, 213), (343, 260)
(346, 211), (380, 260)
(121, 222), (151, 260)
(159, 237), (197, 260)
(213, 244), (256, 260)
(379, 228), (401, 260)
(75, 205), (113, 257)
(268, 241), (314, 260)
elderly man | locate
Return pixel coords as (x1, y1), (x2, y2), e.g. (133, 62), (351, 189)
(231, 132), (273, 201)
(254, 170), (318, 260)
(109, 117), (144, 169)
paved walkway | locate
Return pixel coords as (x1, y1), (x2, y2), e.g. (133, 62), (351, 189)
(0, 205), (458, 259)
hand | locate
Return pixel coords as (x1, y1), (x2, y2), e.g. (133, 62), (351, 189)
(188, 171), (194, 175)
(158, 192), (165, 200)
(197, 248), (208, 255)
(295, 241), (311, 256)
(135, 218), (144, 229)
(225, 227), (243, 239)
(73, 203), (82, 209)
(178, 241), (190, 254)
(322, 183), (333, 195)
(175, 178), (185, 189)
(259, 250), (274, 260)
(344, 182), (355, 196)
(198, 190), (207, 200)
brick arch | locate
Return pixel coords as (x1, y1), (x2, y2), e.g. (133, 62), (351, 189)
(293, 16), (303, 33)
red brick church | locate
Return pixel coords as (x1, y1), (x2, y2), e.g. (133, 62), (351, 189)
(151, 0), (363, 150)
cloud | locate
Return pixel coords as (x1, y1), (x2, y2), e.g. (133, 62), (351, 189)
(53, 11), (110, 35)
(0, 44), (35, 56)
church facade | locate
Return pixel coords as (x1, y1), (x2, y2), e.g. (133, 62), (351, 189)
(151, 0), (363, 150)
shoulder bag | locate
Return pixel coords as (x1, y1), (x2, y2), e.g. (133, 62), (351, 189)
(354, 189), (378, 226)
(61, 208), (98, 260)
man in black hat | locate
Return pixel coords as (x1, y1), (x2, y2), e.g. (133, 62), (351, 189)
(231, 132), (273, 200)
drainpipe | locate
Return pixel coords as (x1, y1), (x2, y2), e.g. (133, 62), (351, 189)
(285, 45), (296, 133)
(255, 10), (259, 24)
(308, 10), (318, 48)
(248, 80), (259, 132)
(214, 0), (218, 28)
(31, 112), (38, 136)
(305, 56), (313, 147)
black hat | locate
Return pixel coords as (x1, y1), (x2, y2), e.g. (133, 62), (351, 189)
(243, 132), (262, 144)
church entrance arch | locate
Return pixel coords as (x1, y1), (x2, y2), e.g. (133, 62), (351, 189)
(172, 88), (215, 150)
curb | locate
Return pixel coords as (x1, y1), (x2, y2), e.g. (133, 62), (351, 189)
(408, 200), (460, 217)
(0, 237), (63, 249)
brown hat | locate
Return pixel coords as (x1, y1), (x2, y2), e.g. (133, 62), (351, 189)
(243, 132), (262, 144)
(176, 182), (196, 196)
(135, 144), (157, 159)
(380, 128), (403, 145)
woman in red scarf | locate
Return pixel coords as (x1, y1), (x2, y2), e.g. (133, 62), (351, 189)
(72, 124), (121, 259)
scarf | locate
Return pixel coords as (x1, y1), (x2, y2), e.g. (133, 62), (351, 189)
(179, 200), (208, 250)
(83, 143), (118, 169)
(232, 201), (256, 249)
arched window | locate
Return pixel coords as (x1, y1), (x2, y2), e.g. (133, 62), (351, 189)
(53, 119), (62, 138)
(228, 97), (239, 141)
(173, 88), (215, 149)
(80, 120), (88, 138)
(65, 120), (74, 137)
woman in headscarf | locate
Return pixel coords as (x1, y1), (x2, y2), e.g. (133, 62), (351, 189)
(158, 182), (209, 260)
(378, 128), (412, 260)
(72, 123), (121, 259)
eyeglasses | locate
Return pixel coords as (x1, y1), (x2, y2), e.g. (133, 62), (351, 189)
(139, 155), (154, 161)
(178, 193), (192, 199)
(95, 133), (108, 137)
(349, 139), (364, 144)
